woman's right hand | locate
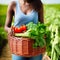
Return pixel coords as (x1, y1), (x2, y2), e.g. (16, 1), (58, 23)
(7, 27), (14, 36)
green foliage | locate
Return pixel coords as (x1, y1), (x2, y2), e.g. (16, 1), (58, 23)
(0, 27), (7, 47)
(0, 15), (6, 26)
(26, 22), (46, 48)
(44, 4), (60, 60)
(45, 30), (51, 56)
(0, 5), (7, 15)
(0, 5), (7, 26)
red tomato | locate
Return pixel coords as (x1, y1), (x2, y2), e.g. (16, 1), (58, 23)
(14, 27), (18, 33)
(22, 25), (27, 31)
(12, 25), (27, 33)
(13, 27), (22, 33)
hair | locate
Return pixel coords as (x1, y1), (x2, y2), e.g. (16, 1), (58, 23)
(24, 0), (43, 12)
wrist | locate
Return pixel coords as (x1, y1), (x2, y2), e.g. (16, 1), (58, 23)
(4, 26), (11, 33)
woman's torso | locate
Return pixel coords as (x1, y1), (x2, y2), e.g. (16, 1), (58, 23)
(13, 0), (38, 27)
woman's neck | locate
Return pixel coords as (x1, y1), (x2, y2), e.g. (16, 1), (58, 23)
(19, 0), (33, 10)
(19, 0), (30, 6)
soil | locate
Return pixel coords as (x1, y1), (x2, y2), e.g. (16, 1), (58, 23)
(0, 44), (12, 60)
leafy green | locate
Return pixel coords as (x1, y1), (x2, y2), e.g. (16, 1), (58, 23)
(0, 27), (7, 47)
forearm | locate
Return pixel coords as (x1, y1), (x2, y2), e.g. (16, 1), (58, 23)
(4, 18), (12, 32)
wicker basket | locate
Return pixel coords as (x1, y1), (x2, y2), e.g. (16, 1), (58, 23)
(8, 35), (46, 57)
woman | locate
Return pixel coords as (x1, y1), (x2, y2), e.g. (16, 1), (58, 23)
(5, 0), (44, 60)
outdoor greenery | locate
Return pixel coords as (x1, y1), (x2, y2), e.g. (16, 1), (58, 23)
(0, 27), (7, 46)
(44, 4), (60, 60)
(0, 5), (7, 55)
(0, 5), (7, 26)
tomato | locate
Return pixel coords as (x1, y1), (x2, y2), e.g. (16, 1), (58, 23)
(12, 25), (27, 33)
(13, 27), (21, 33)
(22, 25), (27, 31)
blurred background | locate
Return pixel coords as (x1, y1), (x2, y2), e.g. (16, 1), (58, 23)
(0, 0), (60, 60)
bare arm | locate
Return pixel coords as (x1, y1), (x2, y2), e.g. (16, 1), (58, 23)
(4, 1), (15, 32)
(38, 4), (44, 23)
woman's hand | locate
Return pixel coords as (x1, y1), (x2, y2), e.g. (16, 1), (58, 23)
(7, 28), (14, 36)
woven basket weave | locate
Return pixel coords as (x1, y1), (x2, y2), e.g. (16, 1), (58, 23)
(8, 35), (46, 57)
